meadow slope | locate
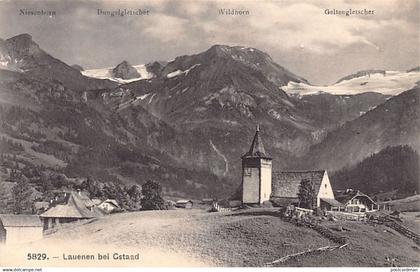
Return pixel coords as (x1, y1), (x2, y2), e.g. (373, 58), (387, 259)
(1, 209), (419, 267)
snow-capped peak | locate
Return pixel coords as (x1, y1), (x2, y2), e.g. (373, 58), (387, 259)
(81, 64), (154, 84)
(283, 70), (420, 96)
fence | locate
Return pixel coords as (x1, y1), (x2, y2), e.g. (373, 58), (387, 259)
(385, 221), (420, 245)
(326, 211), (367, 221)
(211, 202), (231, 212)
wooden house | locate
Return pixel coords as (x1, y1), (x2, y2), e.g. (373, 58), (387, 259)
(175, 200), (193, 209)
(0, 215), (43, 244)
(98, 199), (121, 213)
(40, 191), (104, 229)
(335, 190), (378, 212)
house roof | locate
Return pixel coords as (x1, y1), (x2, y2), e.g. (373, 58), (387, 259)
(335, 190), (377, 205)
(176, 199), (193, 204)
(40, 192), (100, 219)
(272, 170), (326, 198)
(0, 214), (43, 227)
(77, 191), (95, 207)
(102, 199), (120, 208)
(242, 125), (271, 159)
(320, 198), (345, 207)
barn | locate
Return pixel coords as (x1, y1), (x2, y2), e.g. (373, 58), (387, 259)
(40, 191), (104, 229)
(271, 170), (337, 208)
(0, 215), (43, 244)
(175, 200), (193, 209)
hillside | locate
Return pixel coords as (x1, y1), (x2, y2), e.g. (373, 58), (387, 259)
(302, 88), (420, 171)
(1, 209), (418, 267)
(331, 145), (419, 197)
(0, 67), (231, 203)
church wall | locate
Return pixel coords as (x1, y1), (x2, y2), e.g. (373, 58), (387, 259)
(259, 160), (272, 203)
(316, 171), (335, 207)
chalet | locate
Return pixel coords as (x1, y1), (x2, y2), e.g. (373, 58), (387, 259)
(0, 215), (43, 244)
(241, 126), (339, 208)
(175, 200), (193, 209)
(98, 199), (121, 213)
(40, 191), (104, 229)
(335, 190), (378, 212)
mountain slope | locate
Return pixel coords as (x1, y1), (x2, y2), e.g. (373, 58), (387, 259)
(91, 45), (402, 180)
(102, 45), (319, 179)
(0, 34), (117, 91)
(0, 68), (231, 201)
(302, 87), (420, 171)
(330, 145), (419, 196)
(294, 92), (389, 134)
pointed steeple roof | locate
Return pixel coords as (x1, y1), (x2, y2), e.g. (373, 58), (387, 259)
(242, 125), (271, 159)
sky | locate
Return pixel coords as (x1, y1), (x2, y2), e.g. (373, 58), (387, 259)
(0, 0), (418, 85)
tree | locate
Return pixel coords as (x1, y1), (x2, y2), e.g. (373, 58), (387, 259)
(12, 176), (33, 214)
(141, 180), (165, 210)
(128, 185), (142, 201)
(80, 177), (103, 198)
(297, 178), (315, 209)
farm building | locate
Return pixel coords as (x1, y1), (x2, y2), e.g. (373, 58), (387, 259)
(40, 191), (104, 229)
(241, 126), (337, 208)
(271, 170), (338, 208)
(0, 215), (43, 244)
(175, 200), (193, 209)
(335, 190), (379, 212)
(98, 199), (120, 213)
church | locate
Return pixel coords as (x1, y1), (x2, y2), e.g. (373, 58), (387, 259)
(241, 125), (340, 209)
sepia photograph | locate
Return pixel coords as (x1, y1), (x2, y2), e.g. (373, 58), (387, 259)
(0, 0), (419, 270)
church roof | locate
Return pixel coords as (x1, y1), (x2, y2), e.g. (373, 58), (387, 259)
(271, 170), (326, 198)
(242, 125), (271, 159)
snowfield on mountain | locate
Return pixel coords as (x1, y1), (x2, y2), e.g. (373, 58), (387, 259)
(283, 70), (420, 96)
(82, 64), (154, 83)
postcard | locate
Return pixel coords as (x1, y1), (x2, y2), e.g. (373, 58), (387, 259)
(0, 0), (419, 270)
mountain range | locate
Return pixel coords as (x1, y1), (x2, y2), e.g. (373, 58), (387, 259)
(0, 33), (419, 200)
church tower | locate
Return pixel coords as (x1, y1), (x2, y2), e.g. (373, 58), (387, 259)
(241, 125), (272, 204)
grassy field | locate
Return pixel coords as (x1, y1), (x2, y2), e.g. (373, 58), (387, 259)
(381, 194), (420, 212)
(1, 208), (419, 267)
